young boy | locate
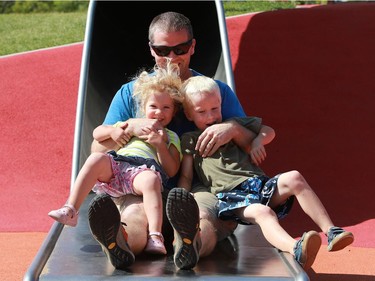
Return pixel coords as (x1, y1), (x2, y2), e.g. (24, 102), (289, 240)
(177, 75), (354, 270)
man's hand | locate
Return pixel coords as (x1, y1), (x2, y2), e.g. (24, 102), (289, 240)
(126, 118), (163, 137)
(195, 123), (235, 157)
(91, 118), (163, 153)
(110, 122), (131, 147)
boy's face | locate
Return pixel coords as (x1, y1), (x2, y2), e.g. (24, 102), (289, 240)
(185, 91), (222, 130)
(145, 90), (176, 127)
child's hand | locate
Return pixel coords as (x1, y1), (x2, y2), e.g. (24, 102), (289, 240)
(139, 128), (167, 148)
(111, 124), (131, 147)
(249, 138), (267, 166)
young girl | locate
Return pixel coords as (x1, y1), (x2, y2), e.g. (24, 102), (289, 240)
(49, 62), (184, 255)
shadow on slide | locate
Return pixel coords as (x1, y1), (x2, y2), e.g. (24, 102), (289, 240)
(24, 1), (308, 280)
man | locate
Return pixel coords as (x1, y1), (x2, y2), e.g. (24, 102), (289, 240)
(89, 11), (256, 270)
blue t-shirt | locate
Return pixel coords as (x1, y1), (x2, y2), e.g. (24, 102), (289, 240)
(103, 69), (246, 137)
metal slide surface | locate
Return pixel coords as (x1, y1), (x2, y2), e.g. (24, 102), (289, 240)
(38, 194), (308, 281)
(24, 1), (308, 280)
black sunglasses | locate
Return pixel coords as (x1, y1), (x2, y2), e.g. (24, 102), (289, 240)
(150, 39), (193, 57)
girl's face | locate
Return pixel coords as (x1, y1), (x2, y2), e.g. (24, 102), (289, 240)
(185, 91), (222, 130)
(145, 90), (176, 127)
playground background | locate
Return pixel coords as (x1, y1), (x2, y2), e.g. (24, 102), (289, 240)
(1, 3), (374, 281)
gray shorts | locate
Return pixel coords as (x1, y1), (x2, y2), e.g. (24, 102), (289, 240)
(191, 184), (238, 241)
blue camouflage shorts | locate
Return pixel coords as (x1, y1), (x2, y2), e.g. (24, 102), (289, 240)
(216, 174), (294, 225)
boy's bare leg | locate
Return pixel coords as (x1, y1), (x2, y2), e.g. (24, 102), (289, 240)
(270, 170), (334, 234)
(237, 203), (321, 270)
(239, 204), (296, 253)
(269, 170), (353, 251)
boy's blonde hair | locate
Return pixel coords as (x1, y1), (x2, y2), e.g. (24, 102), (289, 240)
(133, 61), (184, 117)
(182, 76), (221, 108)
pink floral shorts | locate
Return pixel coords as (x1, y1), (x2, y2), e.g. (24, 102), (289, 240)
(92, 155), (162, 198)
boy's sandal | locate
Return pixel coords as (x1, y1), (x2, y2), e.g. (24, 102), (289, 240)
(293, 230), (321, 270)
(327, 226), (354, 252)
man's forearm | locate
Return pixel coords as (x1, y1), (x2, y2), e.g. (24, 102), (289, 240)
(230, 121), (257, 154)
(91, 139), (119, 153)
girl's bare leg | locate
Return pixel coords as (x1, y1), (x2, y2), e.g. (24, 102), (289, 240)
(68, 152), (113, 211)
(132, 170), (163, 234)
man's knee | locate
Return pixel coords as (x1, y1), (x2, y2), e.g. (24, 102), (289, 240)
(114, 195), (148, 255)
(199, 207), (237, 242)
(119, 197), (147, 225)
(215, 220), (237, 241)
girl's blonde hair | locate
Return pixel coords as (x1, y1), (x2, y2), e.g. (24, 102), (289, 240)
(133, 61), (184, 117)
(182, 76), (220, 108)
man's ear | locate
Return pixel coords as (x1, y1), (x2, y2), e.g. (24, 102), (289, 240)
(190, 38), (196, 56)
(150, 49), (156, 59)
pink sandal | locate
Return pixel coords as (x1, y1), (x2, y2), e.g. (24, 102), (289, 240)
(144, 232), (167, 255)
(48, 204), (79, 227)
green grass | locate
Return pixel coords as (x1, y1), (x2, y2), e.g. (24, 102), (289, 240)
(0, 1), (298, 56)
(223, 1), (295, 16)
(0, 11), (87, 56)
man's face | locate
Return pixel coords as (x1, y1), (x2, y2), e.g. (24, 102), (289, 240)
(150, 29), (195, 81)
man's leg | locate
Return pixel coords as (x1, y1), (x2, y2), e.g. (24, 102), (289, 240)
(166, 188), (200, 270)
(166, 187), (237, 269)
(117, 194), (149, 255)
(88, 194), (135, 269)
(120, 191), (173, 254)
(193, 189), (237, 257)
